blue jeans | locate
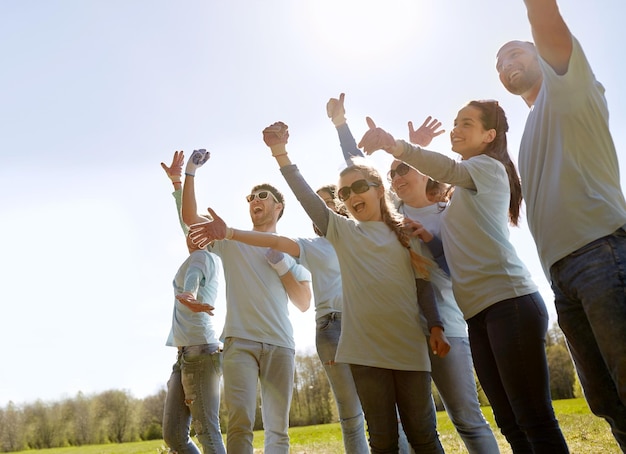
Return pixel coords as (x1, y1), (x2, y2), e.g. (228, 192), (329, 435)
(162, 345), (225, 454)
(468, 293), (569, 453)
(350, 364), (443, 454)
(222, 337), (295, 454)
(316, 312), (369, 454)
(398, 337), (499, 454)
(550, 227), (626, 450)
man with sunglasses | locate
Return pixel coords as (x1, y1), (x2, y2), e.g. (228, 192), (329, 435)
(181, 150), (312, 454)
(496, 0), (626, 448)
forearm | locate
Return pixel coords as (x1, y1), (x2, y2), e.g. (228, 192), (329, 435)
(230, 230), (301, 257)
(280, 164), (331, 236)
(173, 189), (190, 236)
(524, 0), (571, 74)
(337, 123), (363, 164)
(416, 278), (443, 330)
(397, 140), (476, 190)
(281, 273), (311, 312)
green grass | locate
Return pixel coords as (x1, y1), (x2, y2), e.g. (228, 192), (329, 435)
(13, 398), (622, 453)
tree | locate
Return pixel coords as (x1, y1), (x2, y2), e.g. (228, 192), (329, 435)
(0, 401), (25, 452)
(545, 322), (576, 400)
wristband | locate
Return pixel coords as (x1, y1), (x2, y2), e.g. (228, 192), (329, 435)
(185, 172), (195, 177)
(272, 152), (288, 157)
(270, 259), (290, 277)
(225, 227), (234, 240)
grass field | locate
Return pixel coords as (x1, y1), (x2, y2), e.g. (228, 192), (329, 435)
(13, 398), (621, 453)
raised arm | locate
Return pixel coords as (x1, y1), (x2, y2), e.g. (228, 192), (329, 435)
(181, 149), (211, 227)
(327, 93), (363, 164)
(524, 0), (572, 75)
(161, 150), (188, 235)
(263, 122), (331, 236)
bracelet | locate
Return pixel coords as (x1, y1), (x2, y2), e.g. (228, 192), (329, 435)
(171, 179), (181, 184)
(225, 227), (234, 240)
(272, 152), (287, 157)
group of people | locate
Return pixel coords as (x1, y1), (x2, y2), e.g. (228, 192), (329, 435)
(157, 0), (626, 452)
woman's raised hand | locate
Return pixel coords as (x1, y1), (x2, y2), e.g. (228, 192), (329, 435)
(408, 116), (445, 147)
(357, 117), (397, 155)
(262, 121), (289, 156)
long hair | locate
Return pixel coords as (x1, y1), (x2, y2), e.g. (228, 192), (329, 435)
(468, 100), (522, 226)
(340, 163), (432, 278)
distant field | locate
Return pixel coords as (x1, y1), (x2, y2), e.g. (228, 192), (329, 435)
(14, 398), (621, 453)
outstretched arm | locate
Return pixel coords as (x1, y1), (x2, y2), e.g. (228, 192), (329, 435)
(524, 0), (572, 75)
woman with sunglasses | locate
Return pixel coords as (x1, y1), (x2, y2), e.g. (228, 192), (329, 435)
(358, 101), (569, 453)
(260, 121), (449, 453)
(184, 187), (369, 454)
(327, 94), (500, 454)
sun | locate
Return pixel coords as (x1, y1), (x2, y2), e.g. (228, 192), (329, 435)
(297, 0), (427, 61)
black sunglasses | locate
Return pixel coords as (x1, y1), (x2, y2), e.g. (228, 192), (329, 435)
(338, 179), (380, 202)
(387, 162), (411, 181)
(246, 190), (279, 203)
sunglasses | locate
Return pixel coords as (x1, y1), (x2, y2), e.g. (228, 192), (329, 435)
(387, 162), (411, 181)
(337, 179), (380, 202)
(246, 190), (279, 203)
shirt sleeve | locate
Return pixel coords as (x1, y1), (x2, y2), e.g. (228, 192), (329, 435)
(172, 189), (189, 236)
(399, 140), (476, 190)
(416, 278), (443, 330)
(280, 164), (331, 236)
(336, 123), (364, 164)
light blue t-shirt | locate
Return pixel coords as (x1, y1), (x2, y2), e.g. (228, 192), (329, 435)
(209, 240), (311, 350)
(399, 203), (468, 337)
(519, 36), (626, 277)
(295, 237), (343, 319)
(166, 250), (222, 347)
(399, 146), (538, 319)
(325, 215), (431, 372)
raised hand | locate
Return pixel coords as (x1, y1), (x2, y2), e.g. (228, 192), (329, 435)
(161, 150), (184, 183)
(357, 117), (397, 155)
(265, 248), (290, 276)
(176, 292), (215, 315)
(326, 92), (346, 126)
(185, 149), (210, 176)
(188, 208), (227, 247)
(263, 122), (289, 156)
(408, 116), (445, 147)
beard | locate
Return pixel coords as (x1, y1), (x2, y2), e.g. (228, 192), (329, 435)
(502, 64), (542, 96)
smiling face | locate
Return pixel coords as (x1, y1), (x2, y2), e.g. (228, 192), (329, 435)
(338, 169), (383, 222)
(496, 41), (543, 100)
(247, 189), (283, 231)
(389, 160), (430, 206)
(450, 105), (495, 160)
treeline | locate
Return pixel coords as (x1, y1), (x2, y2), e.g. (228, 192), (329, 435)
(0, 324), (577, 452)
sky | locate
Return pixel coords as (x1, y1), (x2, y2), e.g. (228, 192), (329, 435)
(1, 0), (625, 407)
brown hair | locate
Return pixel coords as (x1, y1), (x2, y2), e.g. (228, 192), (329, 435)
(467, 100), (522, 226)
(339, 163), (432, 278)
(251, 183), (285, 220)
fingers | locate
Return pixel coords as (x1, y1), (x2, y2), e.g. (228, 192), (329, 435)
(407, 121), (415, 135)
(206, 207), (221, 222)
(365, 116), (377, 130)
(338, 92), (345, 105)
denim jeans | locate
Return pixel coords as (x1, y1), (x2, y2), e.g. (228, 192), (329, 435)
(162, 345), (225, 454)
(316, 312), (369, 454)
(398, 337), (499, 454)
(222, 337), (295, 454)
(550, 227), (626, 450)
(468, 292), (569, 453)
(350, 364), (443, 454)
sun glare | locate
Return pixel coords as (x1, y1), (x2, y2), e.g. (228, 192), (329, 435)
(299, 0), (425, 61)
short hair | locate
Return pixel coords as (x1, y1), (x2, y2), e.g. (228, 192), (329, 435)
(250, 183), (285, 220)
